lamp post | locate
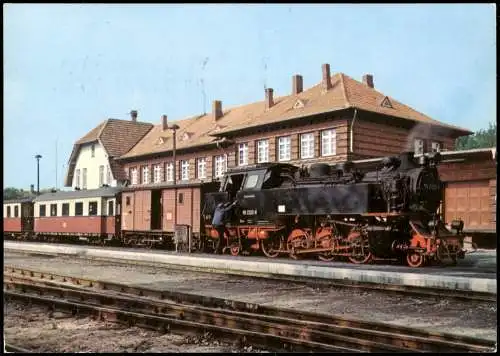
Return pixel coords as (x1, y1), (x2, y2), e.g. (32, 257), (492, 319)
(167, 124), (180, 251)
(35, 154), (42, 195)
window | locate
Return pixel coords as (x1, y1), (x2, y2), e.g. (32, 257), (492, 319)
(62, 203), (70, 216)
(39, 204), (46, 217)
(142, 166), (149, 184)
(181, 160), (189, 181)
(214, 155), (227, 178)
(197, 158), (206, 179)
(108, 201), (114, 216)
(153, 164), (162, 183)
(125, 196), (131, 206)
(99, 165), (104, 186)
(301, 133), (315, 159)
(91, 144), (95, 157)
(178, 193), (184, 204)
(278, 136), (291, 162)
(6, 206), (11, 218)
(321, 129), (336, 156)
(106, 166), (112, 184)
(414, 139), (424, 155)
(244, 175), (259, 189)
(257, 139), (269, 163)
(238, 143), (249, 166)
(82, 168), (87, 189)
(431, 141), (441, 153)
(14, 206), (19, 217)
(131, 167), (138, 185)
(89, 201), (98, 216)
(75, 169), (81, 188)
(75, 202), (83, 216)
(166, 162), (174, 182)
(50, 204), (58, 217)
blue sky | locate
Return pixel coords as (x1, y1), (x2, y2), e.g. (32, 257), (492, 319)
(4, 4), (496, 190)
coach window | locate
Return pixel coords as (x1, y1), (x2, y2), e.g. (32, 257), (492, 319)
(50, 204), (58, 217)
(14, 206), (19, 217)
(89, 201), (98, 216)
(7, 206), (11, 218)
(108, 201), (114, 216)
(62, 203), (70, 216)
(39, 204), (46, 217)
(75, 202), (83, 216)
(126, 196), (131, 206)
(178, 193), (184, 204)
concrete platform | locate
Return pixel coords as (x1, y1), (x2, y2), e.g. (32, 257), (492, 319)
(4, 241), (497, 294)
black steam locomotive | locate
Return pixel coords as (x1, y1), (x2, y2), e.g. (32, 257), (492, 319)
(203, 152), (466, 267)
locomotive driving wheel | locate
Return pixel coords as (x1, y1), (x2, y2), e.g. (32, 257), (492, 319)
(229, 243), (241, 256)
(406, 252), (425, 268)
(347, 228), (372, 265)
(261, 237), (281, 258)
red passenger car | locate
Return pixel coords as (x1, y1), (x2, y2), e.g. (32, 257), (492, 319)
(3, 198), (35, 239)
(33, 187), (121, 244)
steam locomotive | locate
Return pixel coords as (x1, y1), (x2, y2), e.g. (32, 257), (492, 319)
(203, 151), (466, 267)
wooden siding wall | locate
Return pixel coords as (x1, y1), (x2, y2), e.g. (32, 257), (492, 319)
(352, 120), (456, 160)
(490, 178), (496, 225)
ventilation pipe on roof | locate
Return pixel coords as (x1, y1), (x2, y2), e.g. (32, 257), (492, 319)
(130, 110), (138, 122)
(362, 74), (374, 88)
(162, 114), (168, 131)
(322, 63), (332, 91)
(265, 88), (274, 110)
(212, 100), (223, 121)
(292, 74), (303, 95)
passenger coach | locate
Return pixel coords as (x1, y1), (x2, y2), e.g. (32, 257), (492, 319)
(33, 187), (121, 244)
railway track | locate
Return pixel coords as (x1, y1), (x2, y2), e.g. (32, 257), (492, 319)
(4, 266), (496, 353)
(5, 248), (496, 302)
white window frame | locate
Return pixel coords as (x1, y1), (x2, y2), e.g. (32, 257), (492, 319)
(197, 158), (206, 179)
(414, 139), (424, 155)
(257, 139), (269, 163)
(321, 129), (336, 157)
(106, 166), (112, 184)
(142, 166), (149, 184)
(131, 167), (138, 185)
(214, 154), (227, 178)
(278, 136), (291, 162)
(181, 160), (189, 181)
(166, 163), (174, 182)
(238, 143), (249, 166)
(82, 168), (87, 189)
(99, 165), (104, 187)
(431, 141), (441, 153)
(153, 164), (162, 183)
(75, 169), (81, 188)
(300, 133), (315, 159)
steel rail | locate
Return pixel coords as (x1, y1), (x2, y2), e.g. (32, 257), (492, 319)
(4, 269), (496, 353)
(4, 344), (33, 353)
(4, 288), (359, 353)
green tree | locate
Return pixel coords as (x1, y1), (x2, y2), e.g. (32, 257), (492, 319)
(3, 187), (28, 200)
(455, 122), (497, 150)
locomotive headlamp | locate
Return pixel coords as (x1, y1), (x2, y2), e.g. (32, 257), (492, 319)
(427, 152), (442, 165)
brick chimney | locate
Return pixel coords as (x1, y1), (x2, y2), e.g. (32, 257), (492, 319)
(212, 100), (223, 121)
(162, 114), (168, 131)
(362, 74), (374, 88)
(292, 74), (303, 95)
(130, 110), (138, 122)
(265, 88), (274, 110)
(322, 63), (332, 91)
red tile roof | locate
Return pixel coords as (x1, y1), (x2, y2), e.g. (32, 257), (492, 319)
(120, 72), (471, 160)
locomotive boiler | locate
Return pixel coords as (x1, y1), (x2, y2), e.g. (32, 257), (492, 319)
(203, 151), (466, 267)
